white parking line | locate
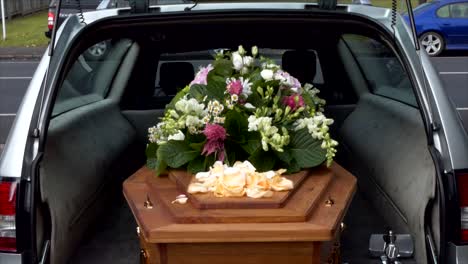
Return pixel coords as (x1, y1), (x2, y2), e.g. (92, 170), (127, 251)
(0, 61), (38, 63)
(0, 77), (32, 80)
(0, 113), (16, 116)
(458, 108), (468, 111)
(439, 72), (468, 75)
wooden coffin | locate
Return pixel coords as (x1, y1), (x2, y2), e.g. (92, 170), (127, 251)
(123, 162), (356, 264)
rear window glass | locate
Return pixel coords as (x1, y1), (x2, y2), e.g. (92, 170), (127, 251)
(151, 48), (325, 109)
(437, 5), (450, 18)
(342, 34), (418, 107)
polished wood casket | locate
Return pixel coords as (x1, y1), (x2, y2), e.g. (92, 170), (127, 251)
(123, 162), (356, 264)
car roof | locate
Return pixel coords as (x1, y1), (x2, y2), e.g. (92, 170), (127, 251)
(78, 2), (398, 31)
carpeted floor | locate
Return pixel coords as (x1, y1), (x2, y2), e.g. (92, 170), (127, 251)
(69, 200), (140, 264)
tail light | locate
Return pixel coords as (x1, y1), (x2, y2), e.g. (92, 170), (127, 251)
(48, 12), (55, 30)
(457, 172), (468, 243)
(0, 179), (17, 252)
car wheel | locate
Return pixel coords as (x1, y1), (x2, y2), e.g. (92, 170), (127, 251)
(84, 41), (108, 61)
(419, 32), (445, 57)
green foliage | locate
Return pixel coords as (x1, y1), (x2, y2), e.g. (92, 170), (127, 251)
(205, 75), (227, 100)
(157, 141), (199, 168)
(189, 84), (207, 101)
(241, 132), (261, 155)
(212, 58), (233, 76)
(224, 110), (248, 143)
(288, 128), (327, 168)
(248, 149), (276, 172)
(187, 156), (207, 173)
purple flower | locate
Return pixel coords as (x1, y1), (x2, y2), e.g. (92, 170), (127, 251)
(274, 70), (301, 89)
(202, 124), (227, 161)
(190, 64), (214, 87)
(282, 94), (305, 111)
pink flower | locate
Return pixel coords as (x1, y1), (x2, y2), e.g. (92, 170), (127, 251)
(227, 80), (243, 95)
(291, 76), (301, 89)
(282, 95), (305, 111)
(202, 124), (227, 161)
(190, 64), (214, 87)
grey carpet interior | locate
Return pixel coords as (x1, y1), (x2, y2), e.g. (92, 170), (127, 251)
(341, 190), (416, 264)
(69, 198), (139, 264)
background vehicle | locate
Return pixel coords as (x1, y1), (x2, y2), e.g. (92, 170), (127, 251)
(404, 0), (468, 56)
(1, 1), (468, 264)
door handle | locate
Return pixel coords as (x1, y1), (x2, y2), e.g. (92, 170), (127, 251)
(442, 23), (451, 26)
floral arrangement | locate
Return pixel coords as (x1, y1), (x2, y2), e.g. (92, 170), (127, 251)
(187, 160), (293, 198)
(146, 45), (337, 175)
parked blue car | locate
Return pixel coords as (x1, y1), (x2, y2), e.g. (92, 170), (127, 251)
(404, 0), (468, 56)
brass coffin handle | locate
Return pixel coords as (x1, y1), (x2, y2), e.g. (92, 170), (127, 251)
(140, 249), (148, 264)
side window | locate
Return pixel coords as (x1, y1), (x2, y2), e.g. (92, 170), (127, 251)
(437, 5), (450, 18)
(53, 39), (133, 116)
(342, 34), (418, 107)
(450, 3), (468, 18)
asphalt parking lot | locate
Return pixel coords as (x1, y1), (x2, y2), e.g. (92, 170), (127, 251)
(0, 56), (467, 147)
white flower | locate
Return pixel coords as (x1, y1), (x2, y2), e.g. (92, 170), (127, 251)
(261, 69), (274, 80)
(175, 98), (205, 116)
(214, 116), (225, 124)
(238, 45), (246, 55)
(247, 115), (260, 131)
(168, 130), (185, 141)
(185, 115), (203, 128)
(240, 77), (253, 97)
(251, 46), (258, 57)
(232, 52), (243, 71)
(244, 103), (255, 110)
(243, 56), (253, 67)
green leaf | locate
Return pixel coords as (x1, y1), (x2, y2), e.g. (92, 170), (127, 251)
(241, 132), (261, 155)
(205, 80), (226, 100)
(157, 141), (200, 168)
(213, 59), (233, 77)
(189, 84), (207, 101)
(224, 110), (248, 143)
(147, 157), (158, 170)
(248, 69), (263, 83)
(286, 159), (301, 174)
(147, 157), (167, 176)
(248, 149), (276, 172)
(275, 149), (293, 164)
(156, 158), (167, 176)
(189, 141), (205, 152)
(289, 128), (326, 168)
(145, 142), (158, 158)
(187, 156), (206, 174)
(246, 87), (263, 107)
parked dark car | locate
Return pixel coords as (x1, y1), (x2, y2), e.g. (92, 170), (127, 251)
(404, 0), (468, 56)
(45, 0), (121, 38)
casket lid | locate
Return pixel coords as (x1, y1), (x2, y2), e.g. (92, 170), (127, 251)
(123, 162), (356, 243)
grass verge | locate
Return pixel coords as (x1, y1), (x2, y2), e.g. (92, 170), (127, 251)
(0, 10), (49, 47)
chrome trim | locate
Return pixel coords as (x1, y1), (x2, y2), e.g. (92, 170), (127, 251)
(0, 52), (49, 178)
(0, 252), (22, 263)
(448, 242), (468, 263)
(461, 207), (468, 230)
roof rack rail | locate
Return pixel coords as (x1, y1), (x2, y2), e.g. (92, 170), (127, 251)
(127, 0), (149, 14)
(318, 0), (337, 10)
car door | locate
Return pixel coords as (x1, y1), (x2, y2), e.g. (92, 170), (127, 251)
(438, 2), (468, 46)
